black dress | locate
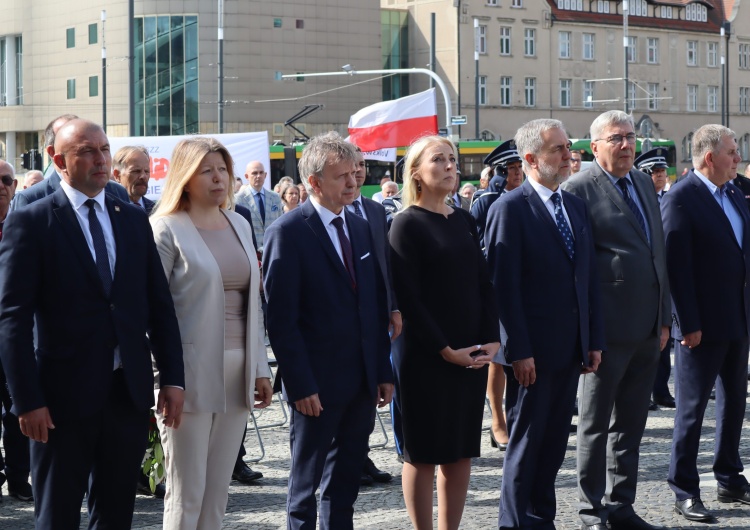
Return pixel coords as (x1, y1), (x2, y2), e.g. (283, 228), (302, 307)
(389, 205), (500, 464)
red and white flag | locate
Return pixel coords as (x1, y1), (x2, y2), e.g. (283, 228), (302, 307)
(347, 89), (438, 152)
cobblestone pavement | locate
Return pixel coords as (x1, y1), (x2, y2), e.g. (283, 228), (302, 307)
(1, 364), (750, 529)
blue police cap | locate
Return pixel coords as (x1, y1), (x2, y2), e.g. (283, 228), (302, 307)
(635, 147), (668, 173)
(483, 139), (522, 168)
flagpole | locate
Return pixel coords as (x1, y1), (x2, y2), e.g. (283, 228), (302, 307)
(283, 68), (454, 138)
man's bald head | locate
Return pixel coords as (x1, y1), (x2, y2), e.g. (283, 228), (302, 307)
(53, 119), (112, 198)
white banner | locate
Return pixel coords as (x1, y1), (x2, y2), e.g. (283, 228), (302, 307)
(109, 131), (270, 199)
(362, 148), (396, 162)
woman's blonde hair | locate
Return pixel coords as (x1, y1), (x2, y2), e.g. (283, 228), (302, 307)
(401, 135), (457, 209)
(151, 137), (235, 218)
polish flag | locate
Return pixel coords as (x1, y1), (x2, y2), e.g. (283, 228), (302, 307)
(347, 89), (438, 152)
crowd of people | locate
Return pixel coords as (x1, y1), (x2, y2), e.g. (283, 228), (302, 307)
(0, 109), (749, 530)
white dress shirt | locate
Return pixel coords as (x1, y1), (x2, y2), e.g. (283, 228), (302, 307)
(527, 177), (573, 233)
(310, 198), (350, 265)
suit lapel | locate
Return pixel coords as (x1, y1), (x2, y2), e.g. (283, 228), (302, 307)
(51, 187), (107, 297)
(689, 172), (740, 251)
(105, 197), (124, 292)
(524, 182), (573, 261)
(302, 201), (355, 291)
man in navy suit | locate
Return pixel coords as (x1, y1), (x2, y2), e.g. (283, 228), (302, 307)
(349, 148), (402, 482)
(263, 132), (393, 530)
(0, 119), (185, 529)
(10, 114), (128, 211)
(486, 119), (605, 530)
(663, 125), (750, 523)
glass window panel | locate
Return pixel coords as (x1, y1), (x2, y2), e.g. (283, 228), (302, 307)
(144, 17), (156, 43)
(171, 16), (184, 31)
(171, 87), (185, 135)
(157, 16), (170, 37)
(15, 36), (22, 105)
(145, 38), (156, 78)
(1, 39), (7, 106)
(158, 90), (171, 136)
(185, 80), (199, 134)
(66, 28), (75, 48)
(145, 94), (158, 135)
(89, 75), (98, 97)
(89, 23), (98, 45)
(67, 79), (76, 99)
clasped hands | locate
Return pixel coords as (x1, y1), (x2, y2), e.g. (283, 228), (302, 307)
(440, 342), (500, 369)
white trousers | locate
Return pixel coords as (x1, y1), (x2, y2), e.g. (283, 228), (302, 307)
(159, 349), (249, 530)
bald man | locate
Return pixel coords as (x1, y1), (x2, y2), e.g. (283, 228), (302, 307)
(0, 119), (184, 529)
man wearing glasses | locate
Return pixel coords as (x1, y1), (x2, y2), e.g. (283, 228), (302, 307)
(563, 110), (671, 530)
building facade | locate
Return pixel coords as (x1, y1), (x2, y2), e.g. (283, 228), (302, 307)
(0, 0), (383, 170)
(383, 0), (750, 172)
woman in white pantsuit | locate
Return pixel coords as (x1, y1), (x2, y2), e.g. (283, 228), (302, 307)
(150, 137), (273, 530)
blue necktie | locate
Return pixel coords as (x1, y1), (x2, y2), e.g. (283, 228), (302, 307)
(331, 217), (356, 290)
(616, 178), (647, 236)
(352, 200), (364, 218)
(550, 193), (575, 260)
(255, 192), (266, 224)
(85, 199), (112, 296)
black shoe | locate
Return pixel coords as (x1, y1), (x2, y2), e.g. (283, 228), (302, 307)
(653, 394), (675, 408)
(153, 481), (166, 499)
(717, 484), (750, 505)
(360, 472), (374, 486)
(648, 400), (658, 411)
(609, 513), (663, 530)
(580, 524), (608, 530)
(7, 481), (32, 502)
(364, 457), (392, 483)
(232, 462), (263, 484)
(489, 432), (508, 451)
(674, 497), (715, 522)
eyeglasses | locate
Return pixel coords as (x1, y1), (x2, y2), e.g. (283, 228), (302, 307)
(0, 175), (14, 187)
(595, 133), (637, 145)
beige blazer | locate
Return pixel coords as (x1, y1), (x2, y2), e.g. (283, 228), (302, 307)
(150, 209), (271, 413)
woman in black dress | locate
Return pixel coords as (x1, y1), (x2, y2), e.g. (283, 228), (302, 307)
(389, 135), (500, 530)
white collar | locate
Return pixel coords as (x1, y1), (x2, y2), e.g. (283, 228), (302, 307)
(60, 179), (107, 211)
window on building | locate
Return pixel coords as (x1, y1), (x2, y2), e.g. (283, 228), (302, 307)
(682, 132), (693, 162)
(707, 42), (718, 67)
(687, 41), (698, 66)
(134, 15), (200, 136)
(740, 133), (750, 161)
(500, 76), (512, 106)
(296, 19), (304, 29)
(511, 0), (522, 7)
(685, 4), (707, 22)
(627, 36), (637, 63)
(628, 81), (636, 110)
(687, 85), (698, 111)
(88, 23), (98, 45)
(661, 6), (673, 18)
(487, 0), (498, 5)
(647, 38), (659, 64)
(15, 36), (22, 105)
(524, 28), (535, 57)
(707, 86), (718, 113)
(525, 77), (536, 107)
(597, 0), (610, 13)
(273, 18), (282, 28)
(67, 79), (76, 99)
(559, 32), (571, 59)
(740, 44), (750, 70)
(478, 25), (487, 55)
(583, 33), (595, 60)
(560, 79), (571, 107)
(631, 0), (647, 16)
(479, 75), (487, 105)
(648, 83), (659, 110)
(584, 80), (594, 108)
(500, 27), (511, 56)
(89, 75), (98, 97)
(0, 40), (6, 106)
(740, 87), (750, 114)
(66, 28), (75, 48)
(558, 0), (583, 9)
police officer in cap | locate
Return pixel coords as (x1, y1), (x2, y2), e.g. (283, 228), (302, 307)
(635, 147), (670, 204)
(634, 147), (676, 410)
(470, 139), (524, 251)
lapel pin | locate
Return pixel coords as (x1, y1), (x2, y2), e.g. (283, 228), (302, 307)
(114, 205), (120, 212)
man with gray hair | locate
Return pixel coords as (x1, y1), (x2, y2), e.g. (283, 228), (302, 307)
(23, 170), (43, 190)
(662, 124), (750, 523)
(262, 131), (393, 529)
(563, 110), (670, 530)
(486, 119), (604, 530)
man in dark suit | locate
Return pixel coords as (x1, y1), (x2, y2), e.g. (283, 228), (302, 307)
(10, 114), (128, 211)
(634, 148), (675, 410)
(0, 119), (185, 529)
(263, 132), (393, 530)
(563, 110), (671, 530)
(350, 148), (401, 482)
(486, 119), (605, 530)
(731, 164), (750, 211)
(112, 145), (155, 214)
(662, 125), (750, 523)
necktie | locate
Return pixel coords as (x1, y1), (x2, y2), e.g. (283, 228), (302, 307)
(550, 193), (575, 260)
(352, 200), (364, 218)
(255, 192), (266, 224)
(85, 199), (112, 296)
(616, 178), (647, 236)
(331, 217), (356, 290)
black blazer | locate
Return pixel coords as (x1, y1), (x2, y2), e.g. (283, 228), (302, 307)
(361, 196), (398, 312)
(0, 187), (184, 423)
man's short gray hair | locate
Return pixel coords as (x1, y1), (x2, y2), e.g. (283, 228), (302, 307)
(514, 119), (566, 173)
(692, 124), (735, 169)
(298, 132), (358, 194)
(589, 110), (634, 142)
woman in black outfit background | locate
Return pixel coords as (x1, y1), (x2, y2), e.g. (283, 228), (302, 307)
(389, 135), (500, 530)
